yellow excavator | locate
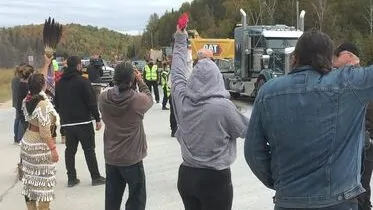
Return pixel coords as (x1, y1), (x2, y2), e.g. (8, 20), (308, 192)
(187, 30), (235, 60)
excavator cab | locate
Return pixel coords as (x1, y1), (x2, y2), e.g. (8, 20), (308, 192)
(187, 30), (200, 39)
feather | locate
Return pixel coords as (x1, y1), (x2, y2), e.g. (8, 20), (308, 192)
(43, 17), (63, 56)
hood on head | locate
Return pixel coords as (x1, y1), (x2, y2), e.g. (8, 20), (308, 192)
(186, 58), (230, 102)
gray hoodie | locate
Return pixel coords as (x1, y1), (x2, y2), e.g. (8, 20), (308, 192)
(171, 32), (249, 170)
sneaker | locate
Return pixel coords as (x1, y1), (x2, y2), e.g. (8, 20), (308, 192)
(162, 107), (170, 110)
(92, 176), (106, 186)
(67, 178), (80, 188)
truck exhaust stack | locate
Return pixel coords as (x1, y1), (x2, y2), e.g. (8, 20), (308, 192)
(240, 9), (247, 30)
(240, 9), (249, 80)
(299, 10), (306, 31)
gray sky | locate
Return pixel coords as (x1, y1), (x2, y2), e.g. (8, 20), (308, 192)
(0, 0), (191, 35)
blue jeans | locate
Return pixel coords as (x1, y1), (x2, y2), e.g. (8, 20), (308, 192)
(105, 161), (146, 210)
(275, 200), (358, 210)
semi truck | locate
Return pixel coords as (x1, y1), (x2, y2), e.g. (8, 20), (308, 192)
(224, 9), (306, 98)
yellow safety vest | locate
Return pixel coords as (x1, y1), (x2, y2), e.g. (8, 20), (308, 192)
(161, 70), (170, 97)
(144, 65), (158, 81)
(52, 60), (59, 72)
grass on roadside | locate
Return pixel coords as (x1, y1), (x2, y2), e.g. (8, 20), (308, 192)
(0, 69), (15, 103)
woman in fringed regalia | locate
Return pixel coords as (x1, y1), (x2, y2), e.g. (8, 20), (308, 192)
(20, 73), (60, 210)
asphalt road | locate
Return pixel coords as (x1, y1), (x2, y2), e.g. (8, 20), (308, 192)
(0, 98), (275, 210)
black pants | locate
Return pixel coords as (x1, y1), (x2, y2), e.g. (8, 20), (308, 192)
(145, 80), (159, 102)
(15, 116), (27, 143)
(275, 200), (358, 210)
(60, 127), (65, 136)
(105, 162), (146, 210)
(177, 165), (233, 210)
(64, 123), (101, 180)
(162, 86), (169, 108)
(169, 95), (177, 135)
(358, 152), (373, 210)
(14, 111), (21, 142)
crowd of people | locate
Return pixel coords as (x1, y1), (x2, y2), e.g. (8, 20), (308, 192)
(9, 24), (373, 210)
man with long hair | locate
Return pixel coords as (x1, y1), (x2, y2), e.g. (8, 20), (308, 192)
(245, 30), (373, 210)
(99, 62), (153, 210)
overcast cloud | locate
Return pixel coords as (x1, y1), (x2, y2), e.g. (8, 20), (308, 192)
(0, 0), (191, 35)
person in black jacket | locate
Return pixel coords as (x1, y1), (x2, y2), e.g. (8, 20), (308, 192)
(15, 64), (34, 144)
(12, 65), (22, 143)
(87, 56), (104, 101)
(54, 56), (105, 187)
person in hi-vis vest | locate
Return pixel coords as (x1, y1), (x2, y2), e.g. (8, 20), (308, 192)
(143, 60), (160, 103)
(161, 63), (171, 110)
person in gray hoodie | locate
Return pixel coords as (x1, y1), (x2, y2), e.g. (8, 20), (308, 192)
(98, 62), (153, 210)
(171, 26), (249, 210)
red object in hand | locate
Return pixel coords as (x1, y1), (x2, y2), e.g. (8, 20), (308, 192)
(178, 12), (189, 30)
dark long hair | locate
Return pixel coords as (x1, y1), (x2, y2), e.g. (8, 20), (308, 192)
(293, 29), (334, 74)
(25, 73), (46, 114)
(114, 62), (135, 92)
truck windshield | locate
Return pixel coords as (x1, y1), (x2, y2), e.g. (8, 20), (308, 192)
(266, 38), (298, 49)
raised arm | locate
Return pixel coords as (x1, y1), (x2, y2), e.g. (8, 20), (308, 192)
(135, 70), (153, 114)
(343, 65), (373, 103)
(40, 54), (53, 79)
(171, 28), (188, 121)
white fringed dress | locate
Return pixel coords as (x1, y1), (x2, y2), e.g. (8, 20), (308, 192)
(20, 92), (59, 202)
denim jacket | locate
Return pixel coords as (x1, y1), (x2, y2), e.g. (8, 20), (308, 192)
(244, 65), (373, 208)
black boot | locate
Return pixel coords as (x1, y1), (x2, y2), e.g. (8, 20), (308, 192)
(92, 176), (106, 186)
(67, 178), (80, 187)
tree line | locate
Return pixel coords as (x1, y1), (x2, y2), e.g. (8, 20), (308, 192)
(140, 0), (373, 65)
(2, 0), (373, 68)
(0, 24), (135, 68)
